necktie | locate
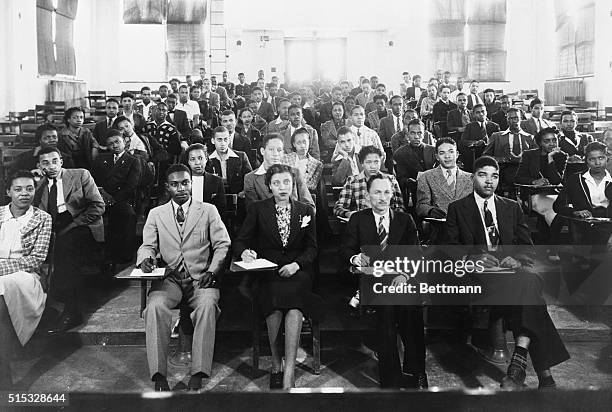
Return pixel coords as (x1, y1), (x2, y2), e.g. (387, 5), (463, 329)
(113, 154), (119, 164)
(483, 200), (499, 247)
(377, 215), (388, 251)
(512, 134), (521, 155)
(48, 178), (58, 220)
(176, 205), (185, 224)
(446, 169), (455, 190)
(537, 119), (542, 132)
(108, 118), (113, 128)
(396, 117), (401, 133)
(357, 128), (361, 137)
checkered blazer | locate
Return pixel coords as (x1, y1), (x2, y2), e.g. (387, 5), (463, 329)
(333, 172), (405, 218)
(0, 207), (52, 276)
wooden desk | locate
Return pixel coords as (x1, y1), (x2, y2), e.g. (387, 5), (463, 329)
(115, 266), (165, 317)
(515, 184), (562, 214)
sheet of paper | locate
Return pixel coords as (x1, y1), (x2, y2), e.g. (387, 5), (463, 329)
(129, 267), (165, 277)
(234, 259), (278, 270)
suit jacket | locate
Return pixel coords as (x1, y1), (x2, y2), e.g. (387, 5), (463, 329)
(446, 194), (532, 246)
(558, 131), (594, 157)
(0, 206), (52, 276)
(120, 111), (147, 134)
(432, 100), (457, 123)
(447, 108), (471, 133)
(34, 168), (106, 241)
(520, 118), (554, 137)
(243, 167), (315, 212)
(137, 200), (231, 280)
(390, 130), (435, 153)
(466, 93), (484, 110)
(405, 86), (425, 101)
(416, 166), (473, 217)
(215, 87), (230, 108)
(341, 208), (420, 266)
(234, 197), (316, 269)
(205, 150), (253, 194)
(491, 110), (509, 131)
(553, 172), (612, 217)
(483, 130), (537, 163)
(280, 124), (321, 159)
(166, 109), (192, 139)
(515, 148), (567, 185)
(201, 91), (220, 112)
(256, 101), (275, 123)
(378, 115), (402, 146)
(93, 118), (118, 146)
(460, 121), (500, 150)
(393, 144), (437, 186)
(91, 152), (141, 203)
(320, 119), (350, 150)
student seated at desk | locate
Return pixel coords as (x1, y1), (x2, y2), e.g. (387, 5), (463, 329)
(390, 109), (436, 153)
(331, 127), (362, 187)
(235, 164), (321, 390)
(0, 171), (52, 390)
(333, 146), (404, 219)
(553, 141), (612, 245)
(138, 164), (231, 392)
(205, 126), (252, 195)
(283, 128), (323, 191)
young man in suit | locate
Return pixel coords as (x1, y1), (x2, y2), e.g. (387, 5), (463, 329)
(449, 77), (466, 103)
(252, 87), (275, 123)
(164, 94), (192, 141)
(342, 174), (427, 389)
(334, 146), (404, 218)
(346, 105), (385, 159)
(483, 88), (500, 117)
(265, 99), (291, 135)
(119, 92), (147, 135)
(205, 126), (252, 195)
(484, 108), (537, 187)
(446, 93), (471, 142)
(10, 124), (74, 176)
(34, 147), (105, 332)
(136, 86), (155, 121)
(243, 133), (314, 211)
(355, 78), (375, 108)
(200, 78), (221, 113)
(390, 109), (436, 152)
(378, 95), (404, 171)
(280, 105), (321, 159)
(138, 164), (231, 391)
(466, 80), (484, 110)
(558, 110), (594, 176)
(331, 127), (362, 187)
(405, 75), (425, 106)
(521, 98), (554, 136)
(416, 137), (473, 219)
(491, 95), (512, 131)
(220, 110), (254, 162)
(460, 104), (500, 172)
(446, 156), (569, 389)
(318, 86), (344, 124)
(432, 86), (457, 130)
(394, 119), (437, 204)
(93, 98), (120, 148)
(91, 130), (141, 265)
(182, 143), (227, 214)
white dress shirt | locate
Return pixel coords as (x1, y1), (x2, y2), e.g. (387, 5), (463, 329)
(127, 133), (147, 153)
(191, 176), (204, 203)
(583, 170), (612, 208)
(176, 100), (200, 121)
(47, 170), (66, 213)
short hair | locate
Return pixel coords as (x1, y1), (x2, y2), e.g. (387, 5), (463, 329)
(361, 79), (370, 85)
(156, 101), (168, 109)
(351, 105), (365, 115)
(412, 75), (421, 81)
(443, 70), (451, 75)
(105, 129), (123, 141)
(561, 110), (577, 119)
(406, 118), (424, 129)
(291, 127), (310, 149)
(440, 85), (451, 92)
(506, 107), (520, 117)
(106, 98), (120, 106)
(288, 104), (303, 113)
(63, 107), (84, 126)
(169, 78), (180, 84)
(534, 126), (560, 145)
(530, 98), (543, 109)
(337, 126), (354, 138)
(472, 103), (485, 112)
(456, 92), (467, 99)
(375, 83), (386, 90)
(402, 109), (418, 120)
(120, 91), (135, 100)
(358, 145), (383, 163)
(159, 84), (168, 90)
(483, 88), (495, 94)
(238, 107), (254, 118)
(213, 126), (228, 136)
(262, 133), (283, 148)
(402, 71), (410, 76)
(38, 146), (62, 159)
(366, 173), (390, 192)
(265, 164), (294, 187)
(389, 95), (403, 104)
(470, 80), (480, 85)
(473, 155), (499, 171)
(140, 86), (151, 93)
(178, 84), (189, 91)
(165, 163), (191, 180)
(35, 124), (58, 142)
(373, 94), (388, 103)
(585, 141), (607, 157)
(435, 137), (456, 151)
(220, 110), (235, 118)
(7, 170), (36, 189)
(184, 143), (208, 160)
(251, 86), (263, 94)
(114, 115), (131, 125)
(500, 94), (510, 101)
(238, 72), (244, 76)
(189, 85), (200, 93)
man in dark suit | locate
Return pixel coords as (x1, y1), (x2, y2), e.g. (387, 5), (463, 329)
(252, 87), (275, 122)
(10, 124), (74, 176)
(484, 108), (537, 187)
(341, 174), (427, 389)
(460, 104), (500, 172)
(483, 88), (500, 117)
(558, 110), (594, 176)
(34, 147), (105, 332)
(165, 94), (192, 140)
(205, 126), (252, 194)
(318, 87), (344, 124)
(120, 92), (147, 134)
(446, 93), (471, 142)
(491, 95), (512, 131)
(93, 98), (120, 147)
(465, 80), (484, 110)
(447, 156), (569, 389)
(405, 75), (425, 105)
(91, 130), (141, 264)
(183, 143), (226, 214)
(393, 119), (436, 204)
(379, 95), (404, 171)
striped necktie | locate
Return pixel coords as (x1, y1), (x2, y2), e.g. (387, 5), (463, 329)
(378, 215), (388, 251)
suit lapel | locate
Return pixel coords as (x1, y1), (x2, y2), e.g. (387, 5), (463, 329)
(435, 167), (453, 198)
(182, 201), (203, 242)
(494, 196), (511, 244)
(62, 170), (74, 199)
(468, 196), (488, 244)
(387, 210), (405, 245)
(287, 201), (303, 247)
(160, 202), (182, 244)
(578, 175), (594, 209)
(263, 199), (283, 246)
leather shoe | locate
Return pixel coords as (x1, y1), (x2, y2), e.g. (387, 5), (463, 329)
(48, 311), (83, 333)
(270, 371), (283, 389)
(415, 372), (428, 390)
(476, 347), (509, 365)
(538, 379), (557, 389)
(501, 365), (526, 390)
(187, 374), (204, 391)
(172, 381), (188, 391)
(154, 377), (170, 391)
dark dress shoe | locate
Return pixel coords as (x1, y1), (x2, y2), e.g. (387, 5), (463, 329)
(187, 374), (204, 391)
(48, 311), (83, 333)
(154, 378), (171, 391)
(538, 378), (557, 389)
(501, 365), (526, 390)
(270, 371), (283, 389)
(172, 381), (188, 391)
(415, 373), (428, 390)
(476, 347), (509, 365)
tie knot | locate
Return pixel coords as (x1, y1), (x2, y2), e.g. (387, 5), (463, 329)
(379, 215), (384, 225)
(446, 169), (452, 177)
(484, 200), (488, 208)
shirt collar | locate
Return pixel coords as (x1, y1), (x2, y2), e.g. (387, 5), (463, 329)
(254, 164), (267, 175)
(2, 205), (34, 222)
(47, 169), (63, 185)
(171, 198), (192, 212)
(114, 151), (125, 159)
(440, 165), (457, 176)
(473, 191), (495, 208)
(583, 170), (612, 185)
(500, 129), (530, 136)
(209, 148), (239, 159)
(372, 208), (390, 222)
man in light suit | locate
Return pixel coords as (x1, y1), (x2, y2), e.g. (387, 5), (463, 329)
(484, 108), (537, 187)
(520, 98), (554, 136)
(34, 147), (105, 332)
(138, 164), (231, 392)
(201, 78), (221, 112)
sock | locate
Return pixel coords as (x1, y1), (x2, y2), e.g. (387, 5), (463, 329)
(509, 346), (528, 372)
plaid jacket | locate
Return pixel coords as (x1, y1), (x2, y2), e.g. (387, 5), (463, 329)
(0, 206), (52, 276)
(333, 172), (405, 218)
(283, 152), (323, 191)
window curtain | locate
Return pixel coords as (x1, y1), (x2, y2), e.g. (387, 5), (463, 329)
(123, 0), (165, 24)
(166, 0), (207, 76)
(429, 0), (467, 78)
(465, 0), (506, 81)
(554, 0), (595, 77)
(37, 0), (78, 76)
(37, 4), (56, 75)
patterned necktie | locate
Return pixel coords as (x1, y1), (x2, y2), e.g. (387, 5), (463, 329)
(357, 128), (362, 137)
(396, 117), (401, 133)
(446, 169), (455, 190)
(512, 134), (521, 155)
(48, 178), (58, 219)
(483, 200), (499, 247)
(176, 205), (185, 224)
(378, 215), (388, 251)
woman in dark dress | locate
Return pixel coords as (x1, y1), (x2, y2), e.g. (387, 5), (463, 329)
(234, 164), (321, 389)
(58, 107), (98, 169)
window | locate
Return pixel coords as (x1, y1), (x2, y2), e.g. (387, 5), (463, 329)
(37, 0), (78, 76)
(554, 0), (595, 77)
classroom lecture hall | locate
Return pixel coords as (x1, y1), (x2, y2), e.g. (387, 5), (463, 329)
(0, 0), (612, 410)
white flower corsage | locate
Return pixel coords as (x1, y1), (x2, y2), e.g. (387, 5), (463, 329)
(300, 215), (311, 228)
